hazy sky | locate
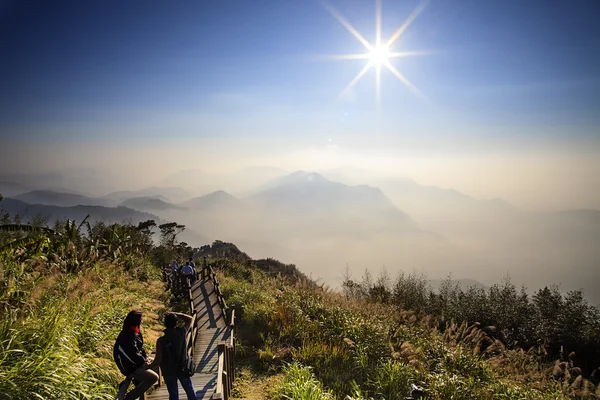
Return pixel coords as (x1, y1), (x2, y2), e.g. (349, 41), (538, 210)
(1, 0), (599, 210)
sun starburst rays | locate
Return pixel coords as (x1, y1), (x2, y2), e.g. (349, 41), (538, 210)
(338, 61), (374, 101)
(383, 60), (425, 100)
(375, 0), (382, 47)
(323, 0), (430, 105)
(384, 0), (429, 51)
(322, 2), (373, 52)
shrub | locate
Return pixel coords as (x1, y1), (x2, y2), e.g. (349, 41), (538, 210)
(275, 362), (333, 400)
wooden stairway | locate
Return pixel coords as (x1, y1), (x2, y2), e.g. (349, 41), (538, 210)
(146, 267), (234, 400)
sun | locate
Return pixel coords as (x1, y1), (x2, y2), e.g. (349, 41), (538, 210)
(322, 0), (432, 104)
(370, 44), (391, 66)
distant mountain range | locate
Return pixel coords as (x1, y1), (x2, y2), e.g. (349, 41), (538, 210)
(0, 181), (36, 197)
(14, 190), (110, 207)
(160, 166), (290, 197)
(0, 169), (116, 197)
(0, 198), (160, 226)
(2, 168), (598, 304)
(245, 171), (419, 238)
(103, 187), (190, 203)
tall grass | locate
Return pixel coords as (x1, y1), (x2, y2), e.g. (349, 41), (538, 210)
(0, 211), (191, 399)
(275, 362), (333, 400)
(217, 259), (581, 399)
(0, 301), (114, 399)
(344, 269), (600, 377)
(0, 254), (166, 399)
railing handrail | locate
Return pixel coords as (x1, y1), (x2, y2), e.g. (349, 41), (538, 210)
(200, 258), (235, 400)
(186, 278), (200, 352)
(216, 343), (225, 397)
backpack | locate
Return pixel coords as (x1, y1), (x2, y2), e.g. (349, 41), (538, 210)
(180, 354), (196, 377)
(163, 333), (196, 377)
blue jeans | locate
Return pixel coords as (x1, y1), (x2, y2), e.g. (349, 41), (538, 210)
(164, 375), (197, 400)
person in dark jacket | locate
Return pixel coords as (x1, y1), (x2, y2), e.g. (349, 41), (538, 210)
(113, 310), (158, 399)
(147, 312), (197, 400)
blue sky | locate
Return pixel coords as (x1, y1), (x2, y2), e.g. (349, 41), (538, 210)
(1, 0), (599, 147)
(1, 0), (600, 212)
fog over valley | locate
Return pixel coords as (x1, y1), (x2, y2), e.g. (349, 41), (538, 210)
(2, 162), (598, 304)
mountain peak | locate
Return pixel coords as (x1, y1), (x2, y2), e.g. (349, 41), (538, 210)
(204, 190), (236, 200)
(180, 190), (239, 209)
(285, 171), (329, 184)
(119, 197), (181, 211)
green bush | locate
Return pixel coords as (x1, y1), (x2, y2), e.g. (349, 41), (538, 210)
(370, 360), (417, 400)
(275, 362), (333, 400)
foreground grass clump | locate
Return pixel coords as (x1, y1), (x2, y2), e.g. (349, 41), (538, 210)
(274, 362), (333, 400)
(213, 258), (589, 400)
(0, 254), (167, 399)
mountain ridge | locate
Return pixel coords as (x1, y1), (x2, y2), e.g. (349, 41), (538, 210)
(1, 198), (162, 226)
(14, 190), (110, 207)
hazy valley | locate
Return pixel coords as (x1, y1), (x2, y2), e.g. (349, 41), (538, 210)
(2, 167), (598, 304)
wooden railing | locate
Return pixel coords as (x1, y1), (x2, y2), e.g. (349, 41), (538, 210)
(200, 259), (227, 321)
(200, 258), (236, 400)
(213, 308), (235, 400)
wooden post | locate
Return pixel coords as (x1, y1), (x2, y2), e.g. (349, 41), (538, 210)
(188, 281), (194, 315)
(224, 345), (230, 394)
(217, 343), (226, 399)
(227, 345), (233, 393)
(222, 370), (229, 400)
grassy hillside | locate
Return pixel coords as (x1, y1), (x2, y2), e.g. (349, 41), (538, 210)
(0, 255), (168, 399)
(0, 200), (194, 399)
(205, 256), (599, 399)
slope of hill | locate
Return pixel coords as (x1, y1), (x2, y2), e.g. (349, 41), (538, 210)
(0, 180), (34, 197)
(0, 172), (69, 191)
(161, 166), (289, 197)
(119, 197), (184, 212)
(163, 172), (457, 289)
(103, 186), (190, 203)
(247, 171), (416, 233)
(1, 198), (161, 225)
(180, 190), (241, 210)
(0, 169), (117, 197)
(14, 190), (110, 207)
(216, 255), (581, 399)
(376, 178), (521, 224)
